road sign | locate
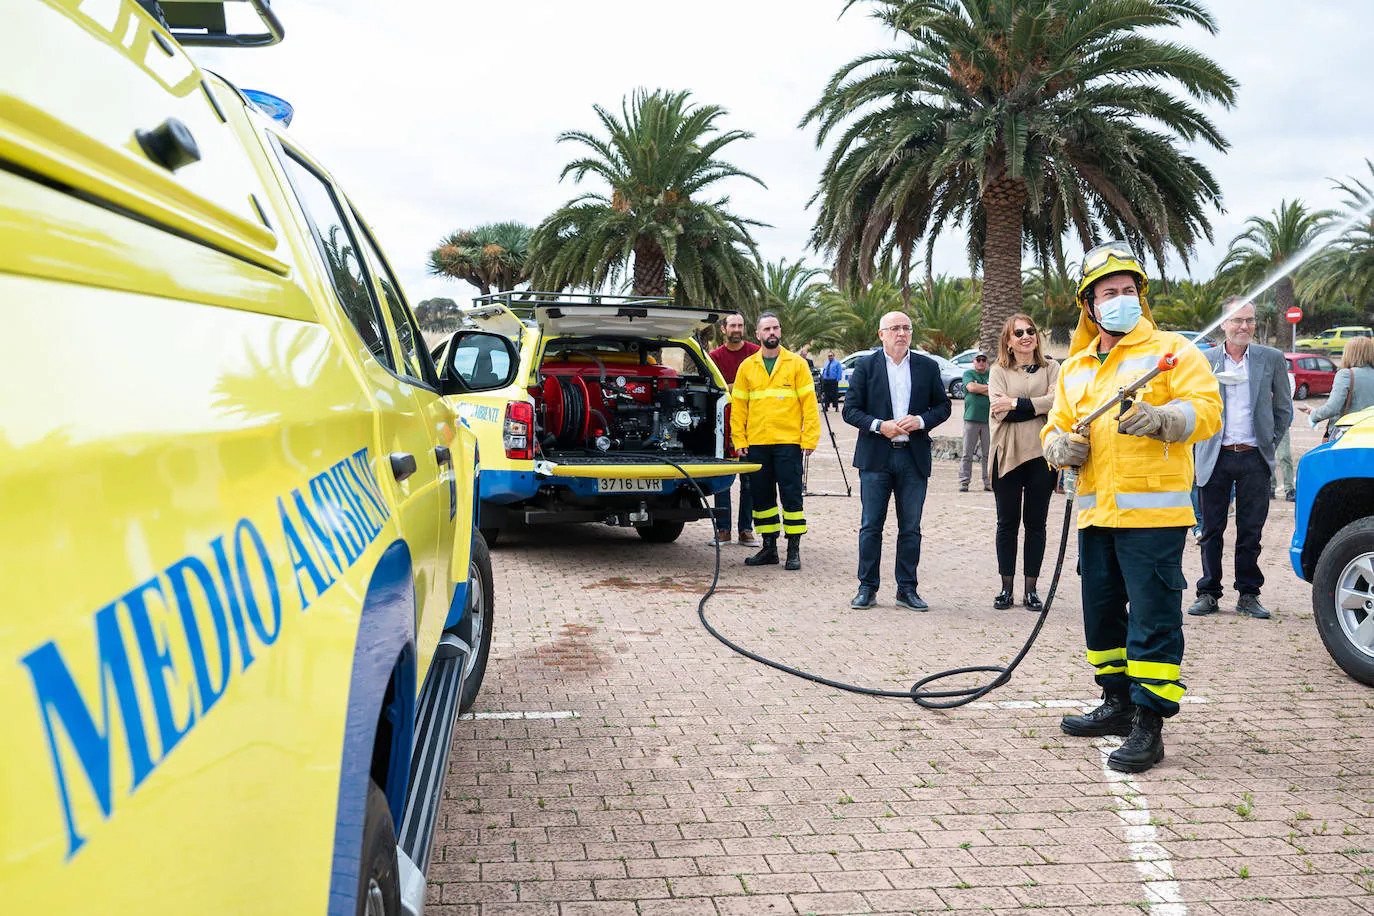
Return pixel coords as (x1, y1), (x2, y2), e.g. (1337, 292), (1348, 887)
(1286, 306), (1303, 323)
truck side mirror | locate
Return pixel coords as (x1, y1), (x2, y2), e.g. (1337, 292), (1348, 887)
(440, 331), (519, 395)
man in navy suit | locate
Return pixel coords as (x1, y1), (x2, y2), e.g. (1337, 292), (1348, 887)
(842, 311), (952, 610)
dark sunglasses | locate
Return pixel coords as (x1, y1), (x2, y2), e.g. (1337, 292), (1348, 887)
(1012, 327), (1037, 338)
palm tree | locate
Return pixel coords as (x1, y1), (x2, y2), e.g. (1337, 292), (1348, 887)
(819, 275), (906, 354)
(1301, 160), (1374, 312)
(729, 259), (843, 353)
(427, 222), (533, 296)
(528, 89), (766, 309)
(1218, 200), (1334, 336)
(802, 0), (1236, 351)
(1150, 278), (1224, 332)
(1021, 265), (1078, 345)
(911, 275), (979, 355)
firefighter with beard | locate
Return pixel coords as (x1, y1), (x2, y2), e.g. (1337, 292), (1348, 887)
(731, 312), (820, 570)
(1041, 242), (1221, 773)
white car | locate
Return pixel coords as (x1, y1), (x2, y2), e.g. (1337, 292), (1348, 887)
(837, 347), (965, 399)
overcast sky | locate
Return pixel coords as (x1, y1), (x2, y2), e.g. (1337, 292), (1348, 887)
(197, 0), (1374, 307)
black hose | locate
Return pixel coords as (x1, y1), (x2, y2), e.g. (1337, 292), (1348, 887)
(647, 456), (1074, 709)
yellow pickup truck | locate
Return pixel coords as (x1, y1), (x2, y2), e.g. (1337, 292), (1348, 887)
(2, 2), (517, 913)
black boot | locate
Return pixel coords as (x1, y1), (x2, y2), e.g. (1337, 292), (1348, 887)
(784, 536), (801, 571)
(993, 575), (1013, 610)
(1024, 577), (1042, 612)
(745, 534), (779, 566)
(1107, 707), (1165, 773)
(1060, 691), (1135, 738)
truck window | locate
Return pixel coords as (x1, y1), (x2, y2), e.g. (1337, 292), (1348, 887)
(278, 149), (394, 371)
(351, 211), (432, 386)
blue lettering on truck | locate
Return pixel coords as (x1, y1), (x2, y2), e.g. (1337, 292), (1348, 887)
(20, 447), (392, 858)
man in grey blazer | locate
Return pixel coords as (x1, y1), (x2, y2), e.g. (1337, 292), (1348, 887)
(1189, 297), (1293, 619)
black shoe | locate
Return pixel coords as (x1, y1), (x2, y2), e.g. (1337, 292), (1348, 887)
(850, 586), (876, 609)
(959, 483), (969, 492)
(894, 588), (928, 611)
(1187, 594), (1219, 616)
(744, 535), (779, 567)
(1024, 591), (1043, 612)
(784, 537), (801, 571)
(1061, 692), (1135, 738)
(1285, 490), (1296, 502)
(1107, 707), (1165, 773)
(993, 588), (1013, 610)
(1237, 594), (1271, 619)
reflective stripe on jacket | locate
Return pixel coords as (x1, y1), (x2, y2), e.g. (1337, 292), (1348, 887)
(730, 347), (821, 450)
(1042, 320), (1221, 529)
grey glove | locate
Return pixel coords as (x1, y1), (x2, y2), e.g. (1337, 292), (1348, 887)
(1044, 431), (1091, 468)
(1118, 400), (1189, 442)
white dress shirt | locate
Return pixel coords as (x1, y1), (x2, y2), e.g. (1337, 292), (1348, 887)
(1220, 347), (1258, 446)
(868, 349), (921, 441)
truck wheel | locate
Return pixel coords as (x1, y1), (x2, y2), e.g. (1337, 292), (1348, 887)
(636, 520), (685, 543)
(459, 529), (495, 713)
(1311, 517), (1374, 686)
(357, 780), (401, 916)
(480, 526), (500, 548)
(1295, 382), (1309, 400)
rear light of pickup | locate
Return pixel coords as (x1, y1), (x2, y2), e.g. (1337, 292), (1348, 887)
(504, 401), (534, 460)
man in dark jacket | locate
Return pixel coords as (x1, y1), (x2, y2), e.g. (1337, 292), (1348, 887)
(842, 312), (952, 610)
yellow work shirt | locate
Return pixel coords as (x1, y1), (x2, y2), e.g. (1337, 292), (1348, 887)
(730, 347), (821, 451)
(1043, 318), (1221, 529)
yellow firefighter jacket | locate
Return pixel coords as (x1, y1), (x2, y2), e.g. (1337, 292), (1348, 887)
(1042, 306), (1222, 529)
(731, 347), (821, 451)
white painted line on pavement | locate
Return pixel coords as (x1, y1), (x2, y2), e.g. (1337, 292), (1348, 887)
(460, 710), (581, 720)
(1094, 737), (1187, 916)
(969, 696), (1209, 710)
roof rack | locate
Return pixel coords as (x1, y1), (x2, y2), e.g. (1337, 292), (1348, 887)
(473, 291), (686, 320)
(155, 0), (285, 48)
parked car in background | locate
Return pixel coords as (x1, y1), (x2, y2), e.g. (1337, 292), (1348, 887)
(1177, 330), (1217, 350)
(950, 348), (980, 368)
(836, 347), (965, 399)
(1284, 352), (1338, 400)
(1291, 406), (1374, 685)
(1295, 326), (1374, 356)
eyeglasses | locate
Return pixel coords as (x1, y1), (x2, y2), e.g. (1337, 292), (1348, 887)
(1081, 240), (1140, 276)
(974, 356), (988, 361)
(1012, 327), (1037, 338)
(1227, 316), (1258, 326)
(881, 324), (913, 334)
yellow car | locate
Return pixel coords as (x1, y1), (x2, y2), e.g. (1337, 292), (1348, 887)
(1294, 325), (1373, 356)
(437, 292), (760, 545)
(2, 2), (516, 913)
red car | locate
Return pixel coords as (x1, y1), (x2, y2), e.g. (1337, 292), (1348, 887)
(1285, 352), (1338, 400)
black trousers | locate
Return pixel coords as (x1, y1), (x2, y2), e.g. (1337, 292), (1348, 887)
(820, 379), (840, 410)
(748, 444), (806, 538)
(1080, 526), (1189, 717)
(992, 456), (1057, 577)
(1197, 448), (1271, 597)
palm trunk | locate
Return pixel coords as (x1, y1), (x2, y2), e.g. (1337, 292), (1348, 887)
(633, 238), (668, 296)
(980, 178), (1027, 352)
(1274, 276), (1296, 348)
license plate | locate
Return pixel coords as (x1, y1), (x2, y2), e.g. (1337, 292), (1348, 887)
(597, 478), (664, 493)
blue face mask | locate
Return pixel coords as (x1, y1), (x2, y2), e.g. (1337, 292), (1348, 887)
(1096, 294), (1142, 334)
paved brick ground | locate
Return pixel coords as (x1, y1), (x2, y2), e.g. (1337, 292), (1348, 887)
(431, 398), (1372, 916)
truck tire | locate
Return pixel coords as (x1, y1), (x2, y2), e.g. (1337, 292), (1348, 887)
(1311, 516), (1374, 686)
(480, 526), (500, 548)
(636, 520), (685, 543)
(357, 780), (401, 916)
(459, 529), (495, 713)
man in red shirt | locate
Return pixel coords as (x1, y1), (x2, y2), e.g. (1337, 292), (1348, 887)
(709, 312), (760, 545)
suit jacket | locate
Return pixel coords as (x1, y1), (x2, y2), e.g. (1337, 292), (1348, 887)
(842, 348), (952, 476)
(1194, 343), (1293, 486)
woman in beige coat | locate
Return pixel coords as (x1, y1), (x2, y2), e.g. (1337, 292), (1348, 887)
(989, 313), (1060, 611)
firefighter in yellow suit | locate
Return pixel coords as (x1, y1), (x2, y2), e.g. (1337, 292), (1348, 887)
(1041, 243), (1222, 774)
(731, 312), (821, 570)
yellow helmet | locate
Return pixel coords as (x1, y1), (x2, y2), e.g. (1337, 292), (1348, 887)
(1075, 241), (1149, 308)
